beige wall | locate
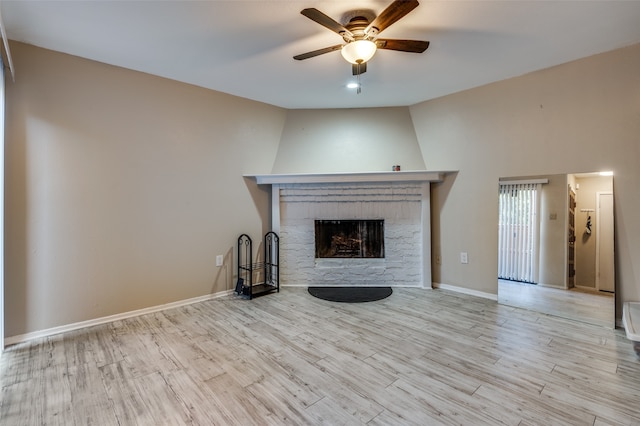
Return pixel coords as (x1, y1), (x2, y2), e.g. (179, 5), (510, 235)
(272, 108), (425, 173)
(5, 42), (286, 336)
(5, 40), (640, 337)
(538, 174), (568, 288)
(411, 43), (640, 315)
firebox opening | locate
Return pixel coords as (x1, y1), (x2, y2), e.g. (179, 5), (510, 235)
(315, 220), (385, 258)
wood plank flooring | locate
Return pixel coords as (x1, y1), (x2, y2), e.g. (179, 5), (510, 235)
(1, 287), (639, 425)
(498, 280), (615, 328)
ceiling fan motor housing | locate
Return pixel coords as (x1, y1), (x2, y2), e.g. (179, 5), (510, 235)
(342, 16), (377, 43)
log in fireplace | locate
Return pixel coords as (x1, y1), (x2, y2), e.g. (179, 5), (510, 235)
(315, 220), (384, 258)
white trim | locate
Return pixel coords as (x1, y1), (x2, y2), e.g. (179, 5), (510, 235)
(623, 302), (640, 340)
(4, 290), (234, 347)
(432, 282), (498, 301)
(420, 181), (431, 290)
(246, 170), (451, 185)
(271, 183), (281, 234)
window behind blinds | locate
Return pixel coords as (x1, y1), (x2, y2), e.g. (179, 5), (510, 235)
(498, 183), (540, 283)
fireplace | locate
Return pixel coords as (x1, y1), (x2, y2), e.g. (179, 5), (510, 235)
(274, 180), (427, 286)
(247, 171), (448, 288)
(315, 220), (384, 258)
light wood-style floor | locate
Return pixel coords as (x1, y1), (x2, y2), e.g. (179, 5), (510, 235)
(498, 280), (615, 328)
(1, 287), (639, 425)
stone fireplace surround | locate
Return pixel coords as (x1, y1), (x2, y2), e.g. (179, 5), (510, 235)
(248, 171), (446, 288)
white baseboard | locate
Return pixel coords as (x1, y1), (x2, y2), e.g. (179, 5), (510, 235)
(432, 282), (498, 301)
(4, 289), (234, 347)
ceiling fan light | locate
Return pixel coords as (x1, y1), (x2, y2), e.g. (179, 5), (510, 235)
(341, 40), (377, 64)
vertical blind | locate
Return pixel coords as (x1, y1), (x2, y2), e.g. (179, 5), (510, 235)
(498, 183), (539, 283)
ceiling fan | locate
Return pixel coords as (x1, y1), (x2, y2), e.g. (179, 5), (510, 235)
(293, 0), (430, 78)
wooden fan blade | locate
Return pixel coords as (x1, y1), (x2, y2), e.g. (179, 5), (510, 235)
(293, 44), (343, 61)
(301, 8), (354, 40)
(375, 39), (429, 53)
(365, 0), (420, 36)
(352, 62), (367, 75)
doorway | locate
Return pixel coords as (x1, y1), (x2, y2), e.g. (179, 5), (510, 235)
(497, 172), (615, 328)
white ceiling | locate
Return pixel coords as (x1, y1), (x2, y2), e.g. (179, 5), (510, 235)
(2, 1), (640, 110)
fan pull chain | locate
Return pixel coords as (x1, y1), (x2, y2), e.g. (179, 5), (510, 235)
(356, 61), (364, 95)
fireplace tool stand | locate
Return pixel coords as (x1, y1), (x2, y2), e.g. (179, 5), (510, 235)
(236, 232), (279, 299)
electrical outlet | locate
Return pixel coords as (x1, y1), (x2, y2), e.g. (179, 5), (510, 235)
(216, 255), (223, 267)
(460, 252), (468, 264)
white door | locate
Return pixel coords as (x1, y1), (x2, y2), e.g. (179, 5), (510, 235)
(596, 192), (615, 292)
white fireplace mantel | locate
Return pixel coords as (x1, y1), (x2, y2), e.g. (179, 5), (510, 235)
(244, 171), (455, 289)
(245, 170), (453, 236)
(246, 170), (450, 185)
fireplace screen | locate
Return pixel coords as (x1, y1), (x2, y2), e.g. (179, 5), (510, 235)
(315, 220), (384, 258)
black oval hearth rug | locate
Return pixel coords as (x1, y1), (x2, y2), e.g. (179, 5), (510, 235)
(308, 286), (392, 303)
